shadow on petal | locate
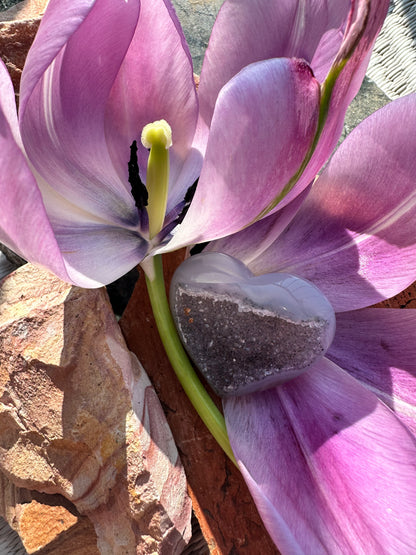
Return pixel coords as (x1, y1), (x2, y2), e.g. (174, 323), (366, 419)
(327, 307), (416, 434)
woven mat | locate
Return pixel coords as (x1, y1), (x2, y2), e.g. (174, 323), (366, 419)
(0, 520), (26, 555)
(367, 0), (416, 98)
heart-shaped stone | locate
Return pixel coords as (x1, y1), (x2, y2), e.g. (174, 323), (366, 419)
(170, 252), (336, 397)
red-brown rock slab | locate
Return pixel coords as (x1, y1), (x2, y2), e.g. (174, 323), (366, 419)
(376, 282), (416, 308)
(0, 263), (192, 554)
(120, 250), (279, 554)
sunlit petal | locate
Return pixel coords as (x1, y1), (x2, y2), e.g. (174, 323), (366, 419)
(20, 0), (141, 226)
(247, 94), (416, 311)
(165, 58), (320, 250)
(104, 0), (200, 214)
(0, 61), (70, 282)
(224, 358), (416, 554)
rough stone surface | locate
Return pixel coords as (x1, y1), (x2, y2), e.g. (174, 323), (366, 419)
(0, 472), (99, 554)
(0, 264), (191, 554)
(376, 283), (416, 309)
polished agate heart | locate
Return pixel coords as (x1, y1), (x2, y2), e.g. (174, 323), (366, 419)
(170, 252), (336, 397)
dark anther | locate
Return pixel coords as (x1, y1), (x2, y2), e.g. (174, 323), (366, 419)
(128, 140), (148, 210)
(190, 241), (208, 255)
(176, 179), (198, 225)
(176, 178), (208, 254)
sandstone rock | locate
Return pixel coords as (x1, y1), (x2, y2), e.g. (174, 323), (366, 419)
(0, 263), (191, 554)
(0, 472), (99, 554)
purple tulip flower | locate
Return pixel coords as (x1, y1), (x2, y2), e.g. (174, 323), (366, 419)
(204, 93), (416, 553)
(0, 0), (388, 287)
(2, 0), (410, 552)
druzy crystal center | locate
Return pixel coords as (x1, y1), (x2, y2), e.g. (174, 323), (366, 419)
(170, 253), (336, 397)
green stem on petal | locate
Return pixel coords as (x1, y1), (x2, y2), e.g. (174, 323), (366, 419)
(252, 58), (349, 223)
(142, 253), (237, 466)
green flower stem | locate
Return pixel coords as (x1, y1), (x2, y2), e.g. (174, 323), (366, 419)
(143, 253), (237, 466)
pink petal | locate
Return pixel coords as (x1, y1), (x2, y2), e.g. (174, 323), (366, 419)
(165, 58), (320, 250)
(224, 358), (416, 554)
(33, 174), (148, 287)
(104, 0), (200, 214)
(271, 0), (390, 213)
(19, 0), (96, 117)
(197, 0), (350, 136)
(52, 223), (147, 288)
(20, 0), (142, 226)
(247, 94), (416, 311)
(328, 308), (416, 435)
(205, 186), (310, 263)
(0, 61), (70, 282)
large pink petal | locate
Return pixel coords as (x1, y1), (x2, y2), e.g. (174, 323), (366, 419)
(0, 61), (70, 282)
(51, 223), (147, 288)
(20, 0), (141, 227)
(104, 0), (200, 214)
(19, 0), (96, 117)
(248, 94), (416, 311)
(328, 308), (416, 435)
(197, 0), (350, 135)
(193, 0), (389, 225)
(165, 58), (320, 250)
(30, 173), (148, 287)
(224, 358), (416, 554)
(270, 0), (390, 213)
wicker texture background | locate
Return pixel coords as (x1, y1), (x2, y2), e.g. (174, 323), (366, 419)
(367, 0), (416, 98)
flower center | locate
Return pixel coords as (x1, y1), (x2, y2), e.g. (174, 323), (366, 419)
(141, 119), (172, 239)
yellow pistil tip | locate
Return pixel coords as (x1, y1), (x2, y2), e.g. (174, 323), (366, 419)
(141, 119), (172, 150)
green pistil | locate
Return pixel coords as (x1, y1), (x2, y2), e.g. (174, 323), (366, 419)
(141, 120), (172, 239)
